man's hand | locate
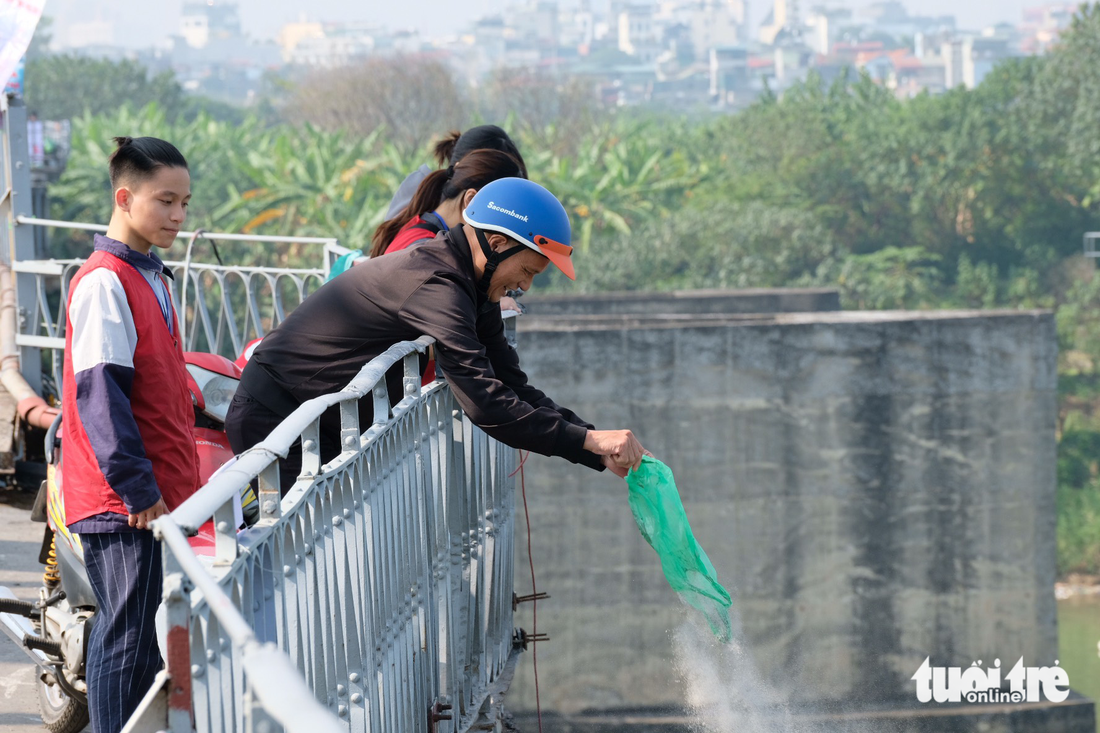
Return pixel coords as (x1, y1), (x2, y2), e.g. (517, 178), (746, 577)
(129, 498), (168, 530)
(601, 454), (631, 478)
(500, 295), (526, 314)
(584, 429), (645, 471)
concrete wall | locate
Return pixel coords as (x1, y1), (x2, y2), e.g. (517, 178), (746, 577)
(522, 287), (841, 317)
(508, 310), (1059, 717)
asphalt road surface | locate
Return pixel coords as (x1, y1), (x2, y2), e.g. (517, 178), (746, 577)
(0, 487), (71, 733)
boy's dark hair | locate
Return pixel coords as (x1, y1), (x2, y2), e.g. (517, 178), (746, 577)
(433, 125), (527, 177)
(107, 136), (188, 190)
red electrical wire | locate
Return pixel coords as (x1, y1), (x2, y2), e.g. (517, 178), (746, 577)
(512, 450), (543, 733)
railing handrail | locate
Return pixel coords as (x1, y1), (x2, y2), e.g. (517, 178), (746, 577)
(11, 257), (323, 277)
(15, 215), (340, 246)
(166, 334), (434, 532)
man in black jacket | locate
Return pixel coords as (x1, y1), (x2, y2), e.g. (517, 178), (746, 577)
(226, 178), (645, 492)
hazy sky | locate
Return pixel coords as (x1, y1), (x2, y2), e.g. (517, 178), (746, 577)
(46, 0), (1039, 49)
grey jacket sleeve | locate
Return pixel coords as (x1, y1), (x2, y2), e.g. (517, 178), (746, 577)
(385, 165), (432, 219)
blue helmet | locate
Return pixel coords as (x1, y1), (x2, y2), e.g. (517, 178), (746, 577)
(463, 177), (575, 280)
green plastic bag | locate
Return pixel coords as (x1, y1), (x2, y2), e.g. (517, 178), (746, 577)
(626, 456), (733, 643)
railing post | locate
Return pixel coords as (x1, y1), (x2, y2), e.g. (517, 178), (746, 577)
(504, 313), (518, 349)
(214, 498), (238, 566)
(0, 95), (41, 395)
(340, 397), (360, 452)
(300, 417), (322, 478)
(163, 567), (195, 732)
(372, 380), (390, 427)
(403, 352), (422, 396)
(258, 462), (281, 524)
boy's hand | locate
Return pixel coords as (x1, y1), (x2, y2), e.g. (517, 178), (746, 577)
(129, 498), (168, 530)
(584, 429), (646, 471)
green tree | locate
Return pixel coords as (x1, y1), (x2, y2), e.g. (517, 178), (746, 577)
(25, 55), (185, 121)
(479, 68), (602, 157)
(1025, 4), (1100, 207)
(285, 56), (468, 157)
(26, 15), (52, 61)
(826, 246), (943, 310)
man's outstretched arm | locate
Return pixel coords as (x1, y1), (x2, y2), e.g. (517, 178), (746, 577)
(403, 278), (650, 472)
(476, 307), (596, 428)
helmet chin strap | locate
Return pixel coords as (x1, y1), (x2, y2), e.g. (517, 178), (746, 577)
(475, 228), (525, 301)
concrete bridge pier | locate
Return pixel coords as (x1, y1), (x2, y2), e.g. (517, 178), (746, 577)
(508, 305), (1094, 733)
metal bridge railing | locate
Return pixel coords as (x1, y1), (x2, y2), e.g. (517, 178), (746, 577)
(10, 216), (524, 732)
(10, 216), (337, 389)
(11, 255), (324, 389)
(131, 336), (520, 733)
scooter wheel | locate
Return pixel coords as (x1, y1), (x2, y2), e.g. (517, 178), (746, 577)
(37, 674), (89, 733)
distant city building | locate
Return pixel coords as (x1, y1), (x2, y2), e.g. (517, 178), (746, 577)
(288, 22), (381, 67)
(941, 37), (966, 88)
(508, 0), (561, 51)
(709, 45), (749, 107)
(804, 8), (852, 56)
(965, 35), (1017, 87)
(860, 1), (907, 25)
(43, 0), (1086, 112)
(180, 1), (241, 50)
(560, 1), (598, 51)
(774, 43), (813, 83)
(277, 21), (326, 61)
(287, 34), (373, 68)
(465, 15), (508, 71)
(166, 1), (281, 105)
(54, 20), (114, 50)
(1019, 3), (1075, 54)
(618, 4), (662, 62)
(759, 0), (800, 45)
(942, 33), (1018, 89)
(686, 0), (746, 60)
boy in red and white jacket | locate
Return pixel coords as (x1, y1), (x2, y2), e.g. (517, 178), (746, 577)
(61, 136), (198, 733)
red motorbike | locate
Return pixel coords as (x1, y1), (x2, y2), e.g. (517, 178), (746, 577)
(0, 350), (248, 733)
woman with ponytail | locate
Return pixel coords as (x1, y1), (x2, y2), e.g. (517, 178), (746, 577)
(328, 125), (526, 279)
(369, 148), (525, 258)
(385, 124), (526, 219)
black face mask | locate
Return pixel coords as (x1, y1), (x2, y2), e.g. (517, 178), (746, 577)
(475, 228), (526, 303)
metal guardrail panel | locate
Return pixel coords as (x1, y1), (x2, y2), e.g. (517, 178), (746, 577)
(140, 338), (520, 733)
(170, 261), (325, 357)
(12, 258), (324, 391)
(12, 222), (523, 731)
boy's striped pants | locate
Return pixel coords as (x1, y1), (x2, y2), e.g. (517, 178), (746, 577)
(82, 531), (163, 733)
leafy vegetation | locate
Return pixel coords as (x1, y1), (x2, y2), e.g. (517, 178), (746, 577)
(38, 5), (1100, 575)
(25, 53), (245, 123)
